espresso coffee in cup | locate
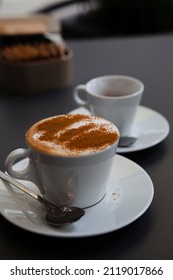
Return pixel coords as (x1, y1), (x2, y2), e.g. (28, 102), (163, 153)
(5, 114), (119, 208)
(73, 75), (144, 136)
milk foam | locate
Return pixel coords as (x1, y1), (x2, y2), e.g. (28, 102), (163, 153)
(26, 114), (119, 156)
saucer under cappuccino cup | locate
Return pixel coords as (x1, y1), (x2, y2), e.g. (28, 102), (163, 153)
(5, 114), (119, 208)
(73, 75), (144, 136)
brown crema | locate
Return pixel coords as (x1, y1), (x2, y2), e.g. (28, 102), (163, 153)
(26, 114), (119, 156)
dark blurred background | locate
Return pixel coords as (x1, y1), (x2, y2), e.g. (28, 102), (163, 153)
(39, 0), (173, 38)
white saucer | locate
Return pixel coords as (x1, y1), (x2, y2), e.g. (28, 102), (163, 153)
(69, 106), (170, 153)
(0, 155), (154, 238)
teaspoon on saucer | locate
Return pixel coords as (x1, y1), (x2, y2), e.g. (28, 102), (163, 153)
(118, 136), (137, 147)
(0, 170), (85, 226)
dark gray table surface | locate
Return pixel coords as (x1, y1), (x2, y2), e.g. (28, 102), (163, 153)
(0, 33), (172, 260)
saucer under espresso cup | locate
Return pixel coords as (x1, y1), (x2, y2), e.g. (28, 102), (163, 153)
(5, 114), (119, 209)
(73, 75), (144, 136)
(69, 106), (170, 153)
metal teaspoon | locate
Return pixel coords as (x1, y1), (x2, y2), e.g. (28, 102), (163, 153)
(118, 136), (137, 147)
(0, 170), (85, 226)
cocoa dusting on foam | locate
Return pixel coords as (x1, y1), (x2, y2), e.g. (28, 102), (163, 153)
(26, 114), (119, 156)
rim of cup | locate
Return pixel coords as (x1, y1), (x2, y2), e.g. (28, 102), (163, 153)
(86, 75), (144, 99)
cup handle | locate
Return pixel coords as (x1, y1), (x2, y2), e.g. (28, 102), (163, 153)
(73, 84), (89, 106)
(5, 148), (45, 194)
(5, 148), (33, 179)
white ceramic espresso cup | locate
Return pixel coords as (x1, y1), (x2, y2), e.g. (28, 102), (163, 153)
(5, 114), (119, 208)
(73, 75), (144, 136)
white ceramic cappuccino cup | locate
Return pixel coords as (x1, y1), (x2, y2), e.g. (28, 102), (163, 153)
(5, 114), (119, 208)
(73, 75), (144, 136)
